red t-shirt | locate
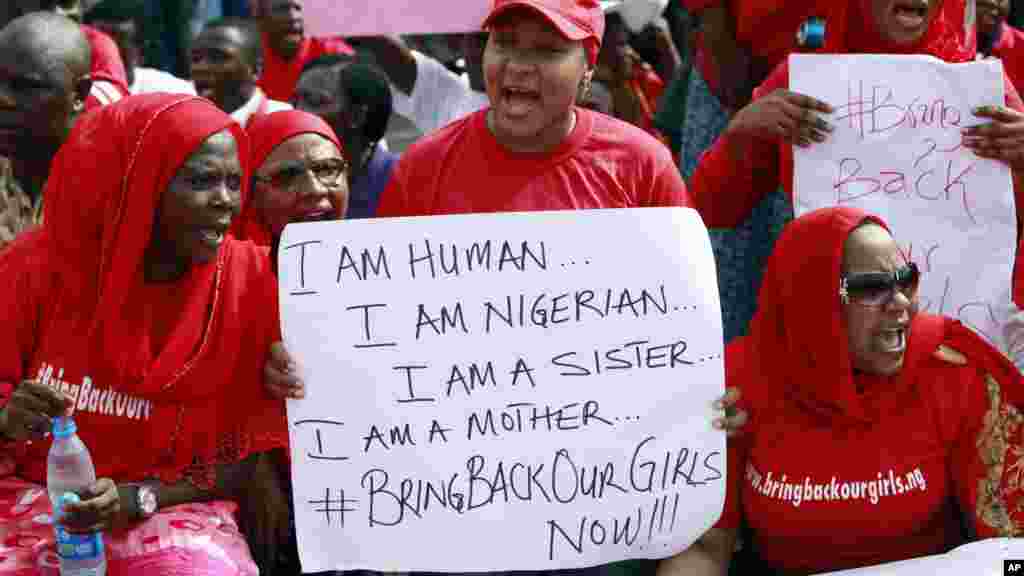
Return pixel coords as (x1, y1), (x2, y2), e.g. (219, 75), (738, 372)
(377, 107), (692, 216)
(257, 35), (354, 103)
(715, 332), (989, 573)
(81, 25), (130, 109)
(993, 25), (1024, 104)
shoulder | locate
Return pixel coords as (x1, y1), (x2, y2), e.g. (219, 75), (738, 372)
(583, 110), (676, 168)
(396, 111), (479, 167)
(311, 36), (355, 56)
(753, 61), (790, 100)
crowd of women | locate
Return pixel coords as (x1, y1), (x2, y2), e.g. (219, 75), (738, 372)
(2, 0), (1024, 575)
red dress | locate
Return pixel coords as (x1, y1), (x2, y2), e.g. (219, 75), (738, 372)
(715, 206), (1024, 573)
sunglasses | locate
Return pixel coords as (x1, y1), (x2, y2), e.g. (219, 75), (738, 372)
(839, 262), (920, 307)
(254, 157), (349, 191)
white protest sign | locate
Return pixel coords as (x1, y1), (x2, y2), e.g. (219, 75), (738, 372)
(278, 208), (725, 573)
(818, 538), (1024, 575)
(791, 54), (1016, 352)
(303, 0), (490, 37)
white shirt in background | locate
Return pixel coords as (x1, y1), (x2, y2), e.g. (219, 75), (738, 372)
(130, 67), (197, 96)
(390, 50), (489, 137)
(230, 87), (291, 128)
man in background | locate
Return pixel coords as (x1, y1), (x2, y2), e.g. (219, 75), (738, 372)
(192, 18), (290, 127)
(0, 13), (92, 248)
(1, 0), (129, 108)
(255, 0), (352, 102)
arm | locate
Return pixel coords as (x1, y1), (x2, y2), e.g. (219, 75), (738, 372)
(689, 64), (833, 228)
(651, 19), (683, 82)
(657, 528), (734, 576)
(698, 2), (752, 112)
(348, 36), (418, 95)
(688, 125), (780, 228)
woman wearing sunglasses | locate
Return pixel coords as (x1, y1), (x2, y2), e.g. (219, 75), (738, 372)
(660, 206), (1024, 575)
(232, 109), (349, 248)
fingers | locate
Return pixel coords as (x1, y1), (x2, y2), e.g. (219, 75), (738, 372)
(63, 479), (120, 534)
(16, 380), (73, 416)
(264, 363), (305, 399)
(713, 387), (740, 409)
(723, 410), (749, 437)
(780, 90), (834, 114)
(971, 104), (1024, 124)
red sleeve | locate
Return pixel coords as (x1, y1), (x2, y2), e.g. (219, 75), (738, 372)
(688, 63), (787, 228)
(1003, 73), (1024, 307)
(0, 230), (48, 407)
(683, 0), (721, 11)
(714, 338), (753, 529)
(645, 161), (694, 208)
(935, 321), (1024, 539)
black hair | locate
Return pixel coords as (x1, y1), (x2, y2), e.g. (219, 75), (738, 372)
(301, 55), (392, 144)
(202, 17), (261, 68)
(83, 0), (141, 24)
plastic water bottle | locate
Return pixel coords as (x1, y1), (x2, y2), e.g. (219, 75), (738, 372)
(47, 416), (106, 576)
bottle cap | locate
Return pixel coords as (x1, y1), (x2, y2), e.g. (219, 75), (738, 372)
(57, 492), (80, 521)
(796, 17), (826, 49)
(51, 416), (77, 439)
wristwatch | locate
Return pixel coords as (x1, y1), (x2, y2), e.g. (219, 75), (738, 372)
(130, 482), (159, 520)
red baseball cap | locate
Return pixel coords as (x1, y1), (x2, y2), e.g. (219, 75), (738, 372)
(482, 0), (605, 46)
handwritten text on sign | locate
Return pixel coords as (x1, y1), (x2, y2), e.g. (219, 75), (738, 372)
(278, 209), (726, 573)
(791, 54), (1015, 350)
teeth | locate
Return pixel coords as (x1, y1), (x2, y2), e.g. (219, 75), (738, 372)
(877, 328), (905, 352)
(201, 229), (224, 242)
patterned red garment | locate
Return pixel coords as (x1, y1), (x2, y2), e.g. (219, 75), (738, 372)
(715, 207), (1024, 572)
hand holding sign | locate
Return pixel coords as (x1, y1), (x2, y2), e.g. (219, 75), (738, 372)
(727, 89), (835, 147)
(963, 105), (1024, 171)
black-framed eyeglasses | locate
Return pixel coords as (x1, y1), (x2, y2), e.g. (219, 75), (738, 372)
(839, 262), (920, 307)
(254, 157), (349, 191)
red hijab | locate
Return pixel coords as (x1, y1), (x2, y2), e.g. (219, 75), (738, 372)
(232, 110), (345, 246)
(32, 94), (286, 483)
(730, 206), (1024, 540)
(821, 0), (975, 61)
(731, 207), (902, 424)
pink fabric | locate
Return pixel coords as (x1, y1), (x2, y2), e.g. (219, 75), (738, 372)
(0, 475), (256, 575)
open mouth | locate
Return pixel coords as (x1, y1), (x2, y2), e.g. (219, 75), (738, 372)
(297, 209), (335, 223)
(891, 0), (929, 30)
(198, 224), (229, 249)
(501, 86), (541, 117)
(876, 326), (907, 353)
(192, 79), (215, 99)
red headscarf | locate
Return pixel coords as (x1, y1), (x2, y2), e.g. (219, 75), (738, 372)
(232, 109), (345, 246)
(31, 93), (285, 484)
(731, 206), (903, 424)
(727, 206), (1024, 542)
(821, 0), (975, 61)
